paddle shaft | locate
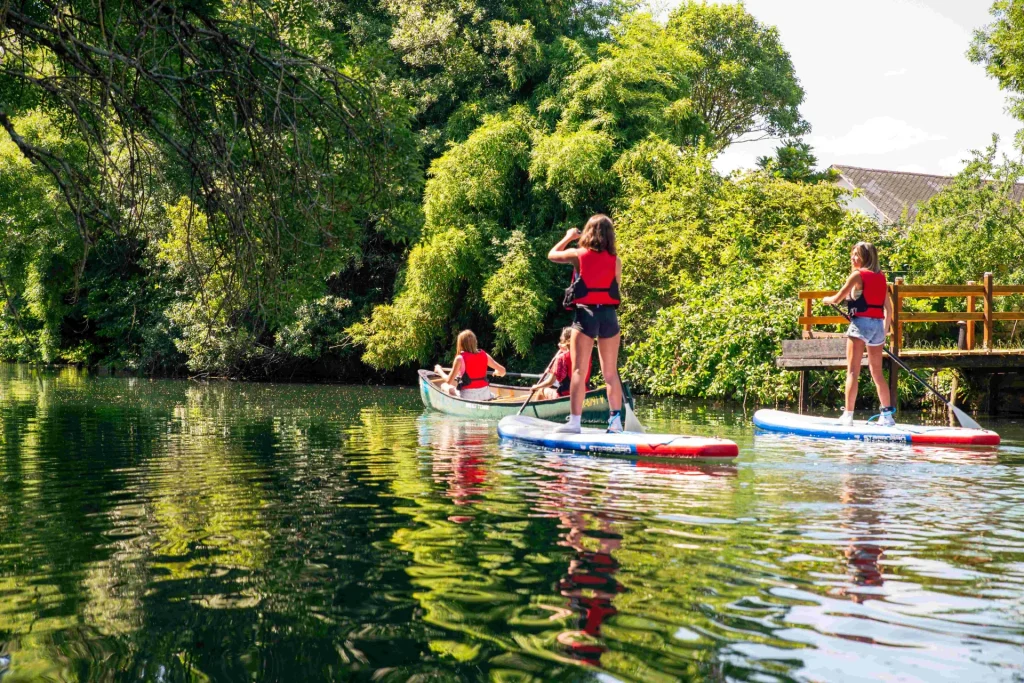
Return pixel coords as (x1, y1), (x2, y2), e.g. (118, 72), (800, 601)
(827, 303), (965, 417)
(517, 356), (559, 416)
(438, 368), (543, 380)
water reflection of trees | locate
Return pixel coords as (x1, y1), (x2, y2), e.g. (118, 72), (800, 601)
(0, 370), (434, 680)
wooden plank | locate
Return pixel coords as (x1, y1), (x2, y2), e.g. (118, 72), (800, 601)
(798, 371), (809, 414)
(984, 272), (994, 349)
(896, 284), (985, 296)
(803, 297), (812, 338)
(993, 285), (1024, 295)
(900, 311), (986, 322)
(992, 311), (1024, 321)
(777, 358), (857, 369)
(798, 291), (836, 299)
(798, 315), (848, 326)
(781, 338), (848, 359)
(892, 278), (903, 354)
(966, 281), (976, 350)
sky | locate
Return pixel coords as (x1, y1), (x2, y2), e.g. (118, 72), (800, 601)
(664, 0), (1021, 176)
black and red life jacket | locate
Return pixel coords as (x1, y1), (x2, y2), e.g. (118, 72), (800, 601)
(848, 269), (886, 319)
(566, 249), (620, 308)
(458, 350), (489, 389)
(555, 350), (592, 397)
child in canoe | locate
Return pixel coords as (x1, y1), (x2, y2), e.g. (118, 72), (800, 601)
(533, 327), (592, 401)
(434, 330), (506, 401)
(822, 242), (896, 426)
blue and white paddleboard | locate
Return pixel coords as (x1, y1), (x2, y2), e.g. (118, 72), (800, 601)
(497, 415), (739, 458)
(752, 409), (1000, 446)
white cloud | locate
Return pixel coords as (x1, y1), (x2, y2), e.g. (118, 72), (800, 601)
(811, 116), (945, 156)
(938, 151), (971, 175)
(884, 67), (908, 77)
(896, 163), (928, 173)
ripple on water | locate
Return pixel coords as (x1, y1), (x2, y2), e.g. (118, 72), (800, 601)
(1, 366), (1023, 681)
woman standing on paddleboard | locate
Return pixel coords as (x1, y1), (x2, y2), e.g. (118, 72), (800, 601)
(823, 242), (896, 426)
(548, 214), (624, 433)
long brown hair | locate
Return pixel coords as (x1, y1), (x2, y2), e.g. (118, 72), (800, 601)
(456, 329), (479, 355)
(579, 214), (616, 255)
(851, 242), (880, 273)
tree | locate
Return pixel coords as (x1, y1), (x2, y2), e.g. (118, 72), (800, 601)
(667, 2), (808, 147)
(757, 139), (837, 183)
(971, 0), (1024, 127)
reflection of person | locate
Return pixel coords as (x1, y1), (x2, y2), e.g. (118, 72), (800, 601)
(556, 511), (623, 666)
(434, 329), (505, 401)
(838, 473), (885, 603)
(430, 419), (490, 517)
(548, 214), (624, 433)
(533, 327), (592, 401)
(822, 242), (895, 426)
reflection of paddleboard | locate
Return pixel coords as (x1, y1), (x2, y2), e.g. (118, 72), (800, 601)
(497, 416), (739, 459)
(752, 409), (1000, 446)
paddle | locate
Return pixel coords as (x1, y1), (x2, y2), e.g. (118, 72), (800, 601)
(622, 385), (646, 433)
(827, 303), (983, 430)
(437, 368), (543, 380)
(517, 356), (559, 416)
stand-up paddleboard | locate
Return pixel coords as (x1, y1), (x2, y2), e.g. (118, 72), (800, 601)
(497, 415), (739, 459)
(753, 409), (1000, 446)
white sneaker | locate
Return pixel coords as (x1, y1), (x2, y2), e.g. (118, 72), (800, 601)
(837, 411), (854, 426)
(553, 422), (581, 434)
(877, 408), (896, 427)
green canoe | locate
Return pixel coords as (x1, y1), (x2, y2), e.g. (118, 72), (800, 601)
(418, 369), (626, 423)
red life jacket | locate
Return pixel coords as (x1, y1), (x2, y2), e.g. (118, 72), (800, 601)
(458, 350), (489, 389)
(572, 249), (620, 307)
(555, 350), (592, 397)
(849, 269), (886, 319)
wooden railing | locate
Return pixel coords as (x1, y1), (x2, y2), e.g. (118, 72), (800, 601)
(798, 272), (1024, 355)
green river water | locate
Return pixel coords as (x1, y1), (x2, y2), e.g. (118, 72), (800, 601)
(1, 363), (1023, 682)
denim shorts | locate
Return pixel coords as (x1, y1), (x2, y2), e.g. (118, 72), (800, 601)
(847, 316), (886, 346)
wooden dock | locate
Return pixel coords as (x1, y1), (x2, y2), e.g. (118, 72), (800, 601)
(780, 273), (1024, 413)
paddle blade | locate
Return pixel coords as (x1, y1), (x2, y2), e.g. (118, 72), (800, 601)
(951, 405), (983, 431)
(624, 401), (646, 433)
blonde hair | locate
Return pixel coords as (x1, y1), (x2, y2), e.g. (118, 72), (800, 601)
(558, 327), (573, 348)
(851, 242), (880, 273)
(579, 214), (616, 255)
(456, 329), (479, 355)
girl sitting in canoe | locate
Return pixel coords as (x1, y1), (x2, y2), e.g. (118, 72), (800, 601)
(433, 330), (506, 401)
(548, 214), (625, 433)
(822, 242), (895, 426)
(533, 327), (592, 401)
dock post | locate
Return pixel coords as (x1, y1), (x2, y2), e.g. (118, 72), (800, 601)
(889, 278), (903, 409)
(966, 281), (977, 350)
(983, 272), (994, 349)
(798, 371), (809, 414)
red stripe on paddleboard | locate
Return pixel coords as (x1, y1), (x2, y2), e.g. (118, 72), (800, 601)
(909, 432), (1001, 446)
(635, 441), (739, 458)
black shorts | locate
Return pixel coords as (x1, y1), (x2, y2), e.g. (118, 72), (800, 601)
(572, 305), (620, 339)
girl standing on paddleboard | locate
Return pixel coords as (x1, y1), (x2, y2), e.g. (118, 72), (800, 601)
(822, 242), (896, 426)
(548, 214), (624, 433)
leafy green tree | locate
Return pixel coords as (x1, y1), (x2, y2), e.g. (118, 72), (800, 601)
(757, 139), (837, 183)
(667, 2), (808, 147)
(972, 0), (1024, 127)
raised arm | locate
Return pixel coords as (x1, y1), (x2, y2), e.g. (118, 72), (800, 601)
(822, 272), (862, 307)
(548, 227), (582, 265)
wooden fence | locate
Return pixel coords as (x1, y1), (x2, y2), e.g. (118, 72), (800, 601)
(798, 272), (1024, 355)
(789, 273), (1024, 411)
